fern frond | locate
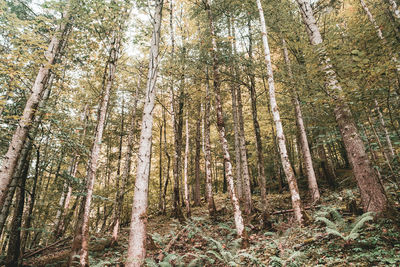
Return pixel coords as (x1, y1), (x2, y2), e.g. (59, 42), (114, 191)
(221, 250), (234, 262)
(269, 256), (284, 265)
(159, 262), (173, 267)
(330, 209), (344, 225)
(349, 215), (373, 237)
(230, 238), (242, 250)
(326, 227), (345, 240)
(206, 250), (224, 262)
(286, 250), (301, 261)
(228, 260), (238, 266)
(237, 252), (263, 265)
(144, 258), (158, 267)
(316, 217), (338, 231)
(207, 237), (224, 251)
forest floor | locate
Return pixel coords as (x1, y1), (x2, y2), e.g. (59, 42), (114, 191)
(24, 174), (400, 266)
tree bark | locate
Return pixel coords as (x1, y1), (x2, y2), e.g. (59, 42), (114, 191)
(125, 1), (163, 265)
(193, 103), (202, 206)
(161, 106), (171, 214)
(20, 146), (40, 256)
(227, 18), (245, 202)
(257, 0), (304, 224)
(0, 6), (72, 208)
(5, 150), (30, 267)
(237, 85), (252, 214)
(184, 113), (191, 217)
(296, 0), (387, 212)
(204, 0), (246, 241)
(204, 68), (217, 217)
(281, 38), (320, 204)
(247, 19), (269, 226)
(375, 100), (395, 158)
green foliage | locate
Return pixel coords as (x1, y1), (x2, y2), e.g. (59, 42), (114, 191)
(315, 208), (374, 242)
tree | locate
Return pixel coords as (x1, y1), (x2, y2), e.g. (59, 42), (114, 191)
(0, 1), (73, 208)
(203, 0), (247, 241)
(126, 0), (164, 265)
(296, 0), (387, 212)
(256, 0), (304, 224)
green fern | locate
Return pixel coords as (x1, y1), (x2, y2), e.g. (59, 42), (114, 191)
(316, 208), (374, 242)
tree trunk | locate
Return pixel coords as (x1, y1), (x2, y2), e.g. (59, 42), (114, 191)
(158, 124), (163, 212)
(204, 0), (246, 242)
(193, 103), (202, 206)
(168, 0), (184, 220)
(54, 104), (89, 239)
(237, 85), (252, 214)
(0, 6), (72, 208)
(161, 107), (171, 214)
(227, 18), (244, 201)
(69, 28), (121, 267)
(184, 114), (191, 217)
(0, 140), (31, 239)
(362, 125), (383, 183)
(318, 144), (337, 188)
(282, 38), (320, 204)
(247, 19), (269, 227)
(112, 85), (139, 244)
(230, 85), (243, 201)
(296, 0), (387, 212)
(125, 1), (163, 265)
(375, 100), (395, 158)
(257, 0), (303, 224)
(387, 0), (400, 20)
(5, 151), (30, 267)
(367, 115), (394, 173)
(204, 68), (217, 217)
(20, 147), (40, 256)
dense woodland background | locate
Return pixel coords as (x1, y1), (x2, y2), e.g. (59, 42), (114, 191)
(0, 0), (400, 266)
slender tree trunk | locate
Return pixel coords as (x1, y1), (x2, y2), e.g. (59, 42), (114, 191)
(367, 116), (394, 173)
(227, 18), (244, 201)
(318, 144), (337, 188)
(247, 19), (269, 226)
(193, 103), (202, 206)
(362, 125), (383, 182)
(0, 6), (72, 208)
(204, 0), (246, 242)
(282, 38), (320, 203)
(296, 0), (387, 212)
(257, 0), (303, 224)
(184, 113), (191, 217)
(54, 104), (89, 239)
(110, 97), (125, 232)
(5, 152), (30, 267)
(125, 1), (163, 265)
(158, 123), (163, 212)
(69, 29), (120, 267)
(230, 85), (243, 201)
(112, 85), (139, 244)
(387, 0), (400, 20)
(375, 100), (395, 158)
(161, 107), (170, 214)
(204, 68), (217, 217)
(20, 147), (40, 256)
(168, 0), (184, 220)
(237, 85), (252, 214)
(0, 140), (31, 239)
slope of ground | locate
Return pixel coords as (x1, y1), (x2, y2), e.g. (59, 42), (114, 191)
(23, 184), (400, 266)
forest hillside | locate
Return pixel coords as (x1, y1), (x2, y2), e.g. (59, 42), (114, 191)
(0, 0), (399, 266)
